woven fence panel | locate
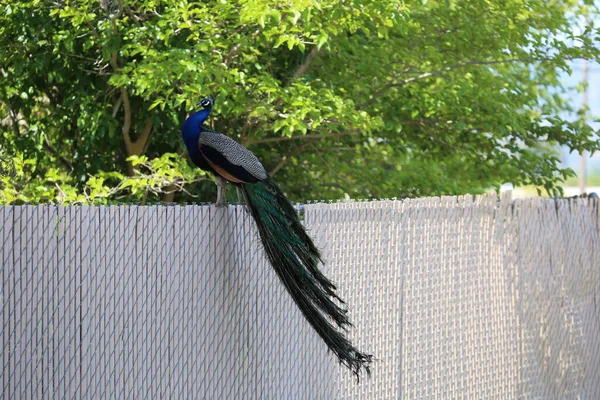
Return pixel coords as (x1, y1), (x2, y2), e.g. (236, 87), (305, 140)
(1, 193), (599, 399)
(1, 205), (332, 400)
(304, 193), (599, 399)
(513, 198), (600, 398)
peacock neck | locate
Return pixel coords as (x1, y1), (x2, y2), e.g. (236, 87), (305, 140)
(181, 108), (211, 142)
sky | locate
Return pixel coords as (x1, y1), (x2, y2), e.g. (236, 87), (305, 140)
(560, 59), (600, 176)
(558, 10), (600, 178)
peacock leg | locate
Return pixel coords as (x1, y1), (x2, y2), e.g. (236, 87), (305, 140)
(236, 187), (245, 204)
(236, 186), (250, 213)
(214, 175), (228, 207)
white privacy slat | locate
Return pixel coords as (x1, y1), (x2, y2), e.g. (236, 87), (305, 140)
(88, 206), (108, 399)
(135, 206), (153, 397)
(157, 205), (173, 399)
(169, 205), (185, 399)
(192, 204), (211, 397)
(155, 205), (169, 398)
(131, 206), (148, 399)
(52, 207), (65, 397)
(26, 205), (40, 399)
(6, 205), (20, 400)
(66, 207), (83, 399)
(1, 206), (16, 398)
(0, 195), (599, 399)
(0, 206), (9, 396)
(112, 206), (127, 398)
(120, 205), (137, 398)
(78, 206), (97, 399)
(207, 206), (228, 399)
(13, 205), (27, 400)
(13, 205), (28, 400)
(100, 206), (118, 398)
(42, 206), (58, 400)
(41, 205), (57, 400)
(66, 207), (81, 399)
(28, 206), (43, 399)
(175, 203), (191, 398)
(53, 206), (66, 398)
(20, 205), (33, 400)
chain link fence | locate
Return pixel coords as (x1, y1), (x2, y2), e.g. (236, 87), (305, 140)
(1, 193), (599, 399)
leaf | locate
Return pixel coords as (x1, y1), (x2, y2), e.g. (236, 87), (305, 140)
(316, 34), (328, 49)
(274, 35), (287, 49)
(148, 99), (163, 110)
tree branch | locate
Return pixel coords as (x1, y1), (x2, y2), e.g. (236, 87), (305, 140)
(162, 183), (175, 203)
(269, 139), (318, 176)
(310, 143), (353, 186)
(293, 47), (320, 79)
(109, 43), (153, 175)
(5, 104), (21, 137)
(44, 137), (73, 171)
(2, 101), (73, 171)
(246, 129), (360, 145)
(359, 57), (553, 109)
(224, 44), (241, 67)
(121, 88), (132, 151)
(238, 47), (318, 145)
(130, 119), (153, 155)
(116, 78), (152, 175)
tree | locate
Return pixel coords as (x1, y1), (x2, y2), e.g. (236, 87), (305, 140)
(1, 0), (599, 204)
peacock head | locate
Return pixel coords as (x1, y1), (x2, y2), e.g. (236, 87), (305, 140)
(196, 95), (214, 110)
(182, 95), (215, 139)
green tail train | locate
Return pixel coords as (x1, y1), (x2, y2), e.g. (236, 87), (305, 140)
(241, 178), (373, 378)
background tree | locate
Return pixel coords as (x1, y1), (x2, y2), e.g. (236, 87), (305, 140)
(1, 0), (599, 204)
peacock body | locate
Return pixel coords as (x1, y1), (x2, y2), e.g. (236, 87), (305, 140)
(181, 96), (373, 378)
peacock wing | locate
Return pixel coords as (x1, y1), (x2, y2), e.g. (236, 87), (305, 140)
(197, 129), (267, 184)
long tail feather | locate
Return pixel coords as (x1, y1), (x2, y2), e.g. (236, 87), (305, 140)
(241, 178), (373, 377)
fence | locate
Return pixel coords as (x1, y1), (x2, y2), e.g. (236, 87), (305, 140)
(1, 193), (599, 399)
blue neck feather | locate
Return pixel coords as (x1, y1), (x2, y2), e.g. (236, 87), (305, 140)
(181, 105), (213, 171)
(181, 106), (211, 143)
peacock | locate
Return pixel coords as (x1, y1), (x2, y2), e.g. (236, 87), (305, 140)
(181, 96), (373, 378)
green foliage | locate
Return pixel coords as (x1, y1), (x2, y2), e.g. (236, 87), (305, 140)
(0, 153), (207, 204)
(1, 0), (599, 203)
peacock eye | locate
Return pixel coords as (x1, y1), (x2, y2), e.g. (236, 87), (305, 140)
(200, 99), (211, 107)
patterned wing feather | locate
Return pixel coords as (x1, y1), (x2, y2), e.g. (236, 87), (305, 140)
(198, 130), (267, 181)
